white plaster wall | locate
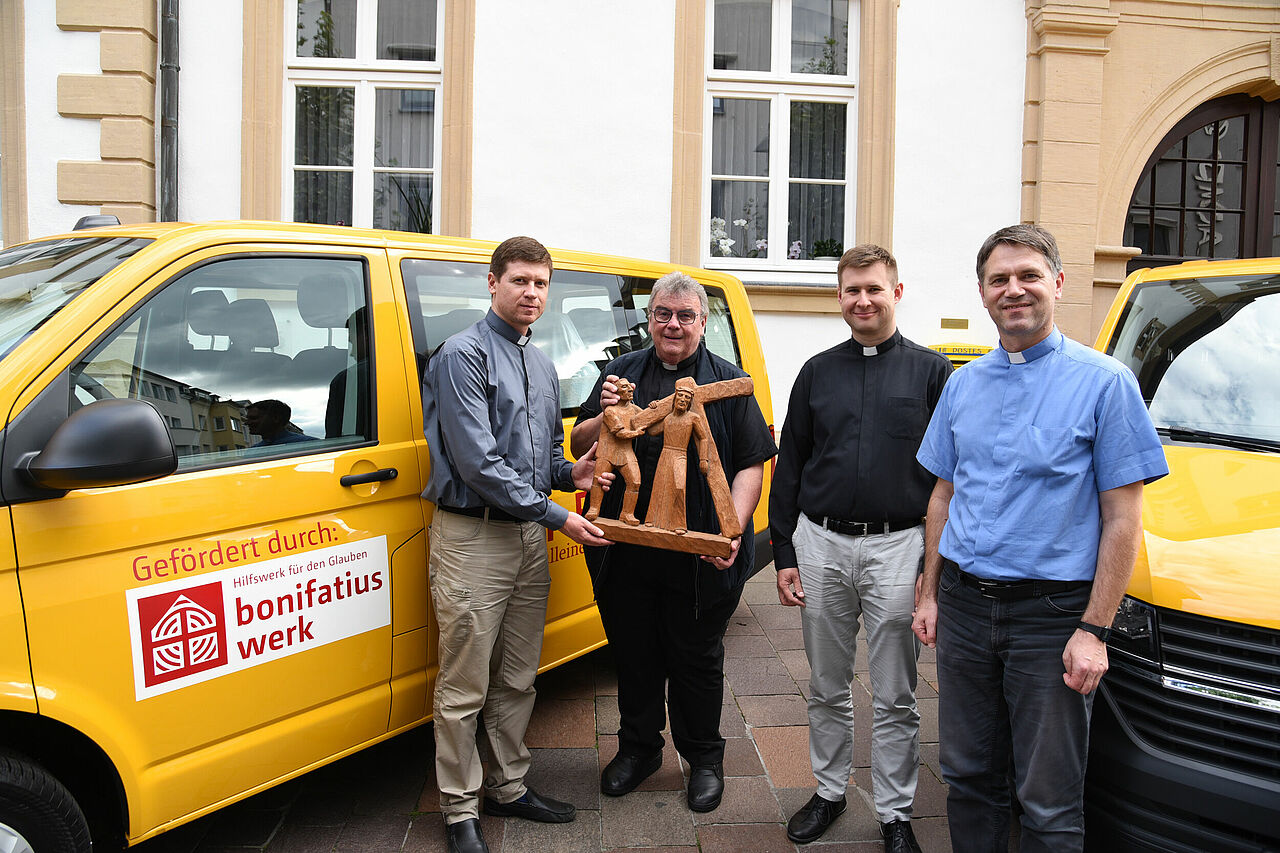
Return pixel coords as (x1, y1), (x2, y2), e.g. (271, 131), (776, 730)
(24, 4), (101, 239)
(177, 2), (243, 221)
(470, 2), (675, 259)
(757, 309), (851, 430)
(892, 0), (1026, 350)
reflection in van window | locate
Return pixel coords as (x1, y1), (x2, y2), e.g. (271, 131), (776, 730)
(70, 256), (373, 469)
(0, 237), (152, 359)
(1108, 273), (1280, 446)
(400, 259), (631, 417)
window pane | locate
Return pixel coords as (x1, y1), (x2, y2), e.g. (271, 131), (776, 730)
(1151, 209), (1178, 255)
(1217, 116), (1246, 161)
(1153, 160), (1182, 205)
(712, 98), (770, 177)
(296, 87), (354, 166)
(788, 183), (845, 259)
(296, 0), (356, 58)
(70, 256), (371, 469)
(1124, 207), (1148, 250)
(375, 89), (434, 168)
(1185, 121), (1215, 160)
(374, 173), (433, 233)
(713, 0), (771, 72)
(792, 0), (848, 74)
(710, 182), (768, 259)
(295, 171), (353, 225)
(1183, 210), (1211, 255)
(1184, 162), (1221, 211)
(790, 101), (846, 180)
(1212, 213), (1241, 258)
(378, 0), (437, 60)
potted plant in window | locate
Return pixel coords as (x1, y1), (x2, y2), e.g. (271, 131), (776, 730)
(812, 239), (843, 260)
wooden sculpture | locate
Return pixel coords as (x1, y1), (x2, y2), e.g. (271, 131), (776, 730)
(591, 374), (754, 558)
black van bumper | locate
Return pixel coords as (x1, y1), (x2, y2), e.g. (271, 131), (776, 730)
(1085, 687), (1280, 853)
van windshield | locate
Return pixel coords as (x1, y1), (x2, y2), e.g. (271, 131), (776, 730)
(1107, 273), (1280, 450)
(0, 236), (151, 359)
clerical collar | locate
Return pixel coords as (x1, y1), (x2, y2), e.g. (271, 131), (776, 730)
(485, 309), (530, 347)
(655, 342), (703, 372)
(1000, 327), (1060, 365)
(849, 329), (901, 357)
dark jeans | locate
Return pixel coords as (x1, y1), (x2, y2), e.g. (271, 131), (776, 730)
(936, 561), (1094, 853)
(594, 546), (741, 767)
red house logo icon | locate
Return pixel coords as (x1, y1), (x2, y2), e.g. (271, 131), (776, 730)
(136, 582), (228, 687)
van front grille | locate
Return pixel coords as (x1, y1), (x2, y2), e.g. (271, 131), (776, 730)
(1103, 608), (1280, 783)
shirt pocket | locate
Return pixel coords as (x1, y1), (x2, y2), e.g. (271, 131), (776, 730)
(1015, 425), (1078, 479)
(885, 396), (929, 441)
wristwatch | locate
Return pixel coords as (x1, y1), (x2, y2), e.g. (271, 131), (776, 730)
(1077, 620), (1112, 642)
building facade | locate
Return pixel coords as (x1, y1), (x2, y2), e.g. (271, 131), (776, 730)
(2, 0), (1278, 424)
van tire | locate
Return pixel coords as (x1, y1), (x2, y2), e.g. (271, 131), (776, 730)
(0, 753), (92, 853)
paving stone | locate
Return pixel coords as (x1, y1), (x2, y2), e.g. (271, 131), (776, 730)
(594, 653), (620, 696)
(263, 824), (344, 853)
(912, 815), (954, 852)
(753, 603), (803, 630)
(525, 698), (596, 748)
(726, 667), (800, 696)
(752, 725), (814, 789)
(768, 629), (807, 650)
(719, 699), (748, 737)
(776, 786), (881, 844)
(537, 656), (597, 699)
(725, 614), (765, 636)
(526, 747), (602, 811)
(917, 695), (939, 743)
(596, 693), (620, 735)
(602, 848), (697, 852)
(332, 812), (413, 851)
(500, 809), (601, 853)
(600, 790), (696, 848)
(738, 694), (810, 727)
(724, 634), (778, 658)
(695, 822), (797, 853)
(691, 775), (780, 824)
(741, 579), (782, 605)
(199, 807), (285, 846)
(776, 648), (811, 685)
(722, 736), (765, 777)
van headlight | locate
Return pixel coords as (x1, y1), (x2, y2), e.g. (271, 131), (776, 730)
(1110, 596), (1158, 662)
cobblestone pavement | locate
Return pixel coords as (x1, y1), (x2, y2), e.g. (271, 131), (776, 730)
(131, 568), (953, 853)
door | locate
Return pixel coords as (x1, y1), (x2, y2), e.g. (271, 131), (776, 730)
(9, 246), (426, 839)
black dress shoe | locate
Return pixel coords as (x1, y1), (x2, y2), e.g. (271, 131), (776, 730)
(600, 751), (662, 796)
(446, 818), (489, 853)
(882, 819), (923, 853)
(786, 792), (847, 844)
(482, 787), (576, 823)
(686, 764), (724, 812)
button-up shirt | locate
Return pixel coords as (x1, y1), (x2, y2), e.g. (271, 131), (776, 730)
(422, 309), (574, 529)
(917, 327), (1168, 581)
(769, 330), (953, 569)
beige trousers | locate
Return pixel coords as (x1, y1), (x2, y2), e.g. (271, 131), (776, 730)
(429, 508), (551, 823)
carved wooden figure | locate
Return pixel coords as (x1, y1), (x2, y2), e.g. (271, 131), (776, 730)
(592, 374), (754, 558)
(584, 377), (644, 525)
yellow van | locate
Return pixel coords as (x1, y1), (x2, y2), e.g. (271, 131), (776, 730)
(1085, 257), (1279, 852)
(0, 221), (773, 851)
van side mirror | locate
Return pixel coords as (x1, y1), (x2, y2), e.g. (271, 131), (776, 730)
(20, 399), (178, 491)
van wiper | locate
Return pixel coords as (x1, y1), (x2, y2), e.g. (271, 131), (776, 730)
(1158, 426), (1280, 453)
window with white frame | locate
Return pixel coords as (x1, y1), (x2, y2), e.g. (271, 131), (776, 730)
(287, 0), (442, 233)
(706, 0), (856, 268)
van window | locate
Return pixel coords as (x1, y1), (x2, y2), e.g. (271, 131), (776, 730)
(70, 255), (373, 469)
(400, 259), (632, 416)
(1107, 272), (1280, 448)
(630, 280), (742, 368)
(0, 236), (151, 359)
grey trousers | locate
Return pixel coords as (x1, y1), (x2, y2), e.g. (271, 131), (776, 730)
(429, 509), (551, 823)
(794, 513), (922, 822)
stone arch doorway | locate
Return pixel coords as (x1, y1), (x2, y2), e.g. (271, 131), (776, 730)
(1122, 94), (1280, 274)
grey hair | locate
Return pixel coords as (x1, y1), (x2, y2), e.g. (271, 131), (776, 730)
(651, 271), (708, 316)
(976, 224), (1063, 282)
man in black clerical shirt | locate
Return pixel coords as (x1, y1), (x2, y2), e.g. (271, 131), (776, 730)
(770, 244), (952, 851)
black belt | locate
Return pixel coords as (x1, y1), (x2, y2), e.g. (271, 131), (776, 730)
(952, 564), (1090, 601)
(438, 504), (523, 523)
(806, 513), (921, 538)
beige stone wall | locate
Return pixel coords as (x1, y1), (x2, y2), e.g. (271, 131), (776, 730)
(1, 0), (29, 244)
(1024, 0), (1280, 343)
(55, 0), (157, 224)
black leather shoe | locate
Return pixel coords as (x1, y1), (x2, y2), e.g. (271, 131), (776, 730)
(482, 787), (575, 823)
(446, 818), (489, 853)
(786, 792), (847, 844)
(882, 819), (923, 853)
(600, 751), (662, 796)
(686, 764), (724, 812)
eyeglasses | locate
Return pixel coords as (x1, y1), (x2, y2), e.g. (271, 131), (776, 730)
(647, 307), (701, 325)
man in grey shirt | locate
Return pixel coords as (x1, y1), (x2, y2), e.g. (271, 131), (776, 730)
(422, 236), (610, 853)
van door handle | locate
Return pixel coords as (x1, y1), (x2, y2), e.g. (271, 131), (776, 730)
(340, 468), (398, 487)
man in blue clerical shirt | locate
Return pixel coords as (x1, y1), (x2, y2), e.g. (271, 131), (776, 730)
(912, 225), (1168, 853)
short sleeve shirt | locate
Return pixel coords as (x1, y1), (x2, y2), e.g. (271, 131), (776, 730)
(916, 327), (1168, 581)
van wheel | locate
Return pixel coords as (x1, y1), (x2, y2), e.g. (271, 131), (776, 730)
(0, 753), (92, 853)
